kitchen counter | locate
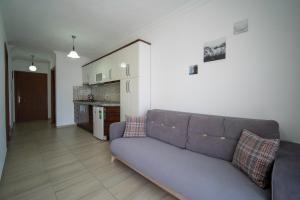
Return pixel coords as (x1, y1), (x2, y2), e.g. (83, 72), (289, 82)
(73, 100), (120, 107)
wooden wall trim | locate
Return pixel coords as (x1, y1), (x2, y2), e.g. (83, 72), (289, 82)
(82, 39), (151, 67)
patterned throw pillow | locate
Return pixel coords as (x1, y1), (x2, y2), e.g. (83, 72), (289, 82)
(232, 129), (280, 188)
(123, 116), (146, 137)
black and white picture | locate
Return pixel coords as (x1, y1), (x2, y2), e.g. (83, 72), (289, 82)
(189, 65), (198, 75)
(234, 19), (248, 35)
(204, 37), (226, 62)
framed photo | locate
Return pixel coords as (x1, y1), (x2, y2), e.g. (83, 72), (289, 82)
(234, 19), (248, 35)
(204, 37), (226, 62)
(189, 65), (198, 75)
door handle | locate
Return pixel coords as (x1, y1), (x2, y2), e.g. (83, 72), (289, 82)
(109, 69), (112, 80)
(125, 65), (128, 76)
(127, 66), (130, 76)
(128, 80), (130, 93)
(18, 96), (21, 104)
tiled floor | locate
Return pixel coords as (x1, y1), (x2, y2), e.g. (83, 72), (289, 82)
(0, 121), (176, 200)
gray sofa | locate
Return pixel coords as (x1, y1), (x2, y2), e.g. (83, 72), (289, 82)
(109, 109), (299, 200)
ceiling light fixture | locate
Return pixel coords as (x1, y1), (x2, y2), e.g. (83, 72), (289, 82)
(67, 35), (80, 58)
(120, 63), (127, 68)
(29, 55), (37, 72)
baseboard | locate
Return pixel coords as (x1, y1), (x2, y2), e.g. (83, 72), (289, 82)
(56, 123), (76, 128)
(0, 148), (7, 181)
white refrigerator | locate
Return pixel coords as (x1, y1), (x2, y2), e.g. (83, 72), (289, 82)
(93, 106), (106, 140)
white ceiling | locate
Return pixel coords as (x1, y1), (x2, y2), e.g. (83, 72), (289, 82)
(0, 0), (193, 59)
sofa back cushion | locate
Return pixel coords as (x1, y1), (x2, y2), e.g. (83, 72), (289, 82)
(186, 114), (228, 160)
(146, 109), (190, 148)
(187, 114), (280, 161)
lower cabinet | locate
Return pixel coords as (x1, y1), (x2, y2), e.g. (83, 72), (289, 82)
(74, 104), (93, 133)
(103, 106), (120, 140)
(74, 103), (120, 139)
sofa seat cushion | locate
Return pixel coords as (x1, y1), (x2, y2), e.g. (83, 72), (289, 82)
(110, 137), (269, 200)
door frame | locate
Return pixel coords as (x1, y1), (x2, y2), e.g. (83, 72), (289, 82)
(4, 43), (10, 143)
(51, 67), (56, 125)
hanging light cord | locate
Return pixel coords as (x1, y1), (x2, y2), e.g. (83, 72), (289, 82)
(31, 55), (34, 65)
(72, 35), (76, 51)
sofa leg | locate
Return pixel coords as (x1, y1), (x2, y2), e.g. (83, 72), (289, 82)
(111, 156), (116, 163)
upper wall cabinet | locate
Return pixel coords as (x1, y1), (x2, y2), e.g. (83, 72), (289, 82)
(109, 52), (121, 81)
(82, 66), (89, 84)
(118, 43), (139, 79)
(88, 63), (97, 85)
(82, 40), (151, 120)
(82, 40), (151, 85)
(101, 56), (112, 83)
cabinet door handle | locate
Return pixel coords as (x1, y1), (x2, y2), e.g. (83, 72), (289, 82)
(127, 81), (129, 93)
(128, 80), (130, 93)
(109, 69), (112, 80)
(125, 81), (128, 93)
(127, 65), (130, 76)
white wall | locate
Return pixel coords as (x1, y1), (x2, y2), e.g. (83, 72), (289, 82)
(121, 0), (300, 143)
(12, 59), (51, 119)
(0, 10), (7, 178)
(55, 51), (90, 126)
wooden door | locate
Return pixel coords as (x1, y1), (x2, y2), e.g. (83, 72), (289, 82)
(14, 71), (48, 122)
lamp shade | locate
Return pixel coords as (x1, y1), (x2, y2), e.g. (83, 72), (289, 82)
(67, 50), (80, 58)
(29, 65), (37, 72)
(68, 35), (80, 58)
(29, 55), (37, 71)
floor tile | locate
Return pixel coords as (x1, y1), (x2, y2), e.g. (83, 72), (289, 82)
(55, 175), (103, 200)
(0, 121), (177, 200)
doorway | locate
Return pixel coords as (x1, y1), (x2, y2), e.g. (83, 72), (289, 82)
(51, 68), (56, 125)
(14, 71), (48, 122)
(4, 43), (9, 142)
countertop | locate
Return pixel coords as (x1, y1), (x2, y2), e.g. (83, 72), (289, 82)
(73, 100), (120, 107)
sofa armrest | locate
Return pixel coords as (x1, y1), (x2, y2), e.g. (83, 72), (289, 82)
(109, 122), (126, 142)
(272, 141), (300, 200)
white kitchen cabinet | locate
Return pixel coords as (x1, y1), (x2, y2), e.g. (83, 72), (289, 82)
(119, 41), (150, 120)
(88, 63), (97, 85)
(118, 43), (139, 79)
(82, 40), (151, 120)
(101, 56), (112, 82)
(109, 52), (121, 81)
(120, 78), (139, 121)
(85, 63), (96, 85)
(92, 56), (113, 83)
(82, 66), (89, 84)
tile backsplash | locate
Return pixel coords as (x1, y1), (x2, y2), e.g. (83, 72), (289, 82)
(73, 82), (120, 102)
(92, 82), (120, 102)
(73, 85), (91, 100)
